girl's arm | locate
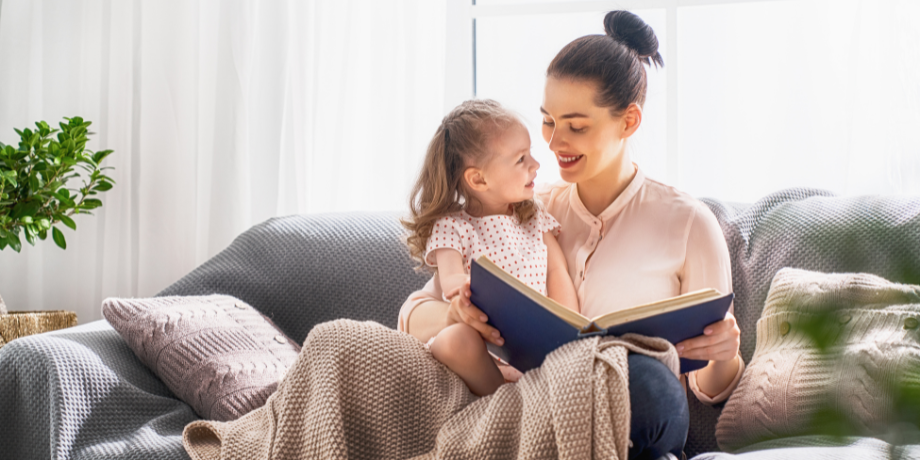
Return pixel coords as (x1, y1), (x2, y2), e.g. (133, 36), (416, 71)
(544, 232), (579, 313)
(433, 248), (469, 299)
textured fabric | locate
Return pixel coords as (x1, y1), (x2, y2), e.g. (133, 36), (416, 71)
(400, 166), (738, 405)
(423, 209), (560, 295)
(158, 213), (430, 344)
(685, 190), (920, 457)
(715, 268), (920, 451)
(3, 193), (920, 459)
(690, 435), (913, 460)
(182, 319), (679, 460)
(102, 295), (301, 422)
(0, 320), (195, 460)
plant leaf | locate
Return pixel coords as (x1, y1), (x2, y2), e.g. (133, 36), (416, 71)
(59, 214), (77, 230)
(9, 233), (21, 252)
(52, 227), (66, 249)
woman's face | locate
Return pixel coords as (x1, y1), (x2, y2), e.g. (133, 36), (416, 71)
(540, 76), (634, 185)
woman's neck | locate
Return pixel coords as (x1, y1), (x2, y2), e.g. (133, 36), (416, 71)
(577, 159), (637, 217)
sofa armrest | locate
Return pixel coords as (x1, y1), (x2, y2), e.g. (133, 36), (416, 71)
(0, 320), (195, 460)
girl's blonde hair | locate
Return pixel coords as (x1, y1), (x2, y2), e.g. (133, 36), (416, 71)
(402, 99), (537, 269)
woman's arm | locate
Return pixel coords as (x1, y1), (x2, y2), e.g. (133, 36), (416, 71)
(673, 204), (743, 402)
(544, 232), (579, 313)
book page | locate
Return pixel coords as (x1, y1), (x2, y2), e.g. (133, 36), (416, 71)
(592, 289), (724, 330)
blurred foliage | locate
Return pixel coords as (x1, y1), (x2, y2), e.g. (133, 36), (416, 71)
(0, 118), (115, 251)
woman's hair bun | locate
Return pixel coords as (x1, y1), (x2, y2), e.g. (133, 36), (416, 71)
(603, 10), (664, 68)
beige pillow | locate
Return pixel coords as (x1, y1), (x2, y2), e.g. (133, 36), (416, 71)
(102, 294), (300, 421)
(717, 268), (920, 451)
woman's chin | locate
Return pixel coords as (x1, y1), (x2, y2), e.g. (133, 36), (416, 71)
(558, 168), (583, 184)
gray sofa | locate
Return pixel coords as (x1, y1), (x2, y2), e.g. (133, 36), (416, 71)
(2, 188), (919, 460)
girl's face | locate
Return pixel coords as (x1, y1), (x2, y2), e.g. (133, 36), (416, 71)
(540, 76), (634, 185)
(468, 122), (540, 214)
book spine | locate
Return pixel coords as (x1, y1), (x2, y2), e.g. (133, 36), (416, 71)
(578, 322), (608, 338)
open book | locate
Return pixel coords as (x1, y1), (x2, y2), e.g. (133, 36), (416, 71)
(469, 256), (734, 374)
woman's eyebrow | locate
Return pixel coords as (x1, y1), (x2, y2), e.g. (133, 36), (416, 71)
(539, 106), (588, 119)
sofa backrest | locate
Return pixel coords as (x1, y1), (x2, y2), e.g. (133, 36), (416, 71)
(159, 212), (430, 344)
(158, 188), (920, 456)
(687, 188), (920, 455)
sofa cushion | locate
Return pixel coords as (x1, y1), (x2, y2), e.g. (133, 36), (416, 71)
(715, 268), (920, 451)
(103, 295), (300, 422)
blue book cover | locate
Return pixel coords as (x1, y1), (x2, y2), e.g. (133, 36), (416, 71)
(470, 256), (734, 374)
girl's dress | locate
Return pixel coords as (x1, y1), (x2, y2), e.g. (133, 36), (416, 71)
(424, 209), (561, 297)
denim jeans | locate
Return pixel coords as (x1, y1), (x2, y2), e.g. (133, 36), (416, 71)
(627, 353), (690, 460)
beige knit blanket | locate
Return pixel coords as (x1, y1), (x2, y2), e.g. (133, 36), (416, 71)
(183, 319), (679, 460)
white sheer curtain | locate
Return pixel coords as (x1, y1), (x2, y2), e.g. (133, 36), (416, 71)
(0, 0), (446, 322)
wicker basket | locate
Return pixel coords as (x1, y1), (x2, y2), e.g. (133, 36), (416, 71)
(0, 310), (79, 349)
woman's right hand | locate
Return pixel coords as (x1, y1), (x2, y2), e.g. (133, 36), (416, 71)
(445, 279), (504, 346)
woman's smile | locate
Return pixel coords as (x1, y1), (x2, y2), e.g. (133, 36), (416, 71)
(557, 154), (584, 169)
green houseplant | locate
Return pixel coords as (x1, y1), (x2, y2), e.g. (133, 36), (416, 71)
(0, 117), (115, 316)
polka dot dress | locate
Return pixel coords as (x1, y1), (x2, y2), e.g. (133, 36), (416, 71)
(424, 209), (561, 295)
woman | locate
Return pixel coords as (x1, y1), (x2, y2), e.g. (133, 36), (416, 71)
(398, 10), (742, 459)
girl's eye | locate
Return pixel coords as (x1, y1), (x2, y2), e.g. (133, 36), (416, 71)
(571, 126), (586, 133)
(542, 120), (555, 127)
(517, 156), (525, 164)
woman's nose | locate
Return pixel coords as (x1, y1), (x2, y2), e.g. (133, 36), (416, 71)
(548, 129), (564, 153)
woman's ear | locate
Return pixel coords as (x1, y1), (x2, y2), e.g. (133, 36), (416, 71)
(463, 167), (489, 192)
(622, 103), (643, 138)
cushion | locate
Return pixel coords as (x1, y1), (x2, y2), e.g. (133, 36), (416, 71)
(716, 268), (920, 451)
(102, 294), (301, 422)
(686, 190), (920, 457)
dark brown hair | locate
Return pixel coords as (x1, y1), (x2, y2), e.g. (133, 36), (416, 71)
(547, 10), (663, 114)
(401, 99), (537, 270)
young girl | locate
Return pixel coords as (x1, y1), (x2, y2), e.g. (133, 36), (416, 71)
(402, 99), (579, 397)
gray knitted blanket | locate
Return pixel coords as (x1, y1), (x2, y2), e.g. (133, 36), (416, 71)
(182, 320), (679, 460)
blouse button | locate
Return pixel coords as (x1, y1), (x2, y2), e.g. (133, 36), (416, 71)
(235, 302), (247, 309)
(905, 318), (919, 330)
(837, 314), (851, 325)
(274, 335), (287, 344)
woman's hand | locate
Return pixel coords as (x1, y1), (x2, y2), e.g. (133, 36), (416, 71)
(445, 279), (505, 346)
(675, 312), (740, 362)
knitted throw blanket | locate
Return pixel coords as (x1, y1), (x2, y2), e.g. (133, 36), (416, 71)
(183, 319), (679, 460)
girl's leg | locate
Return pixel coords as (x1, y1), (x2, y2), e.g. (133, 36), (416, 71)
(627, 353), (690, 460)
(429, 323), (505, 396)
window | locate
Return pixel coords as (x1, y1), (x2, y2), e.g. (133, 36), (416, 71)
(448, 0), (920, 202)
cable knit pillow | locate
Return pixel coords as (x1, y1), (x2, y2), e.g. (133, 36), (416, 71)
(102, 294), (300, 422)
(716, 268), (920, 451)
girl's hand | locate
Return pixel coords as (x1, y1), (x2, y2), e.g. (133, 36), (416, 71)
(445, 279), (504, 346)
(674, 312), (740, 362)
